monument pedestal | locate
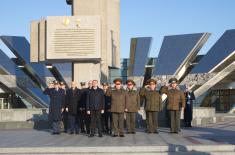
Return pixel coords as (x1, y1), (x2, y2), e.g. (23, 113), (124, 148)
(73, 62), (101, 84)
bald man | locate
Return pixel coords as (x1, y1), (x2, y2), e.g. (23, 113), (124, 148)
(65, 81), (82, 134)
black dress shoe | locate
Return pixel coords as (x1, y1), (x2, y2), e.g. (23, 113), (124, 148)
(154, 131), (159, 134)
(89, 134), (94, 137)
(112, 134), (118, 137)
(119, 134), (125, 137)
(126, 132), (131, 134)
(131, 132), (136, 134)
(69, 132), (74, 134)
(99, 134), (103, 137)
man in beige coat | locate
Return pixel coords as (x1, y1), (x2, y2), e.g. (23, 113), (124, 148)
(125, 79), (140, 134)
(106, 78), (127, 137)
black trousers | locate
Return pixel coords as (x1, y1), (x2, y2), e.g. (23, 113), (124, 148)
(62, 111), (68, 132)
(169, 110), (180, 133)
(68, 114), (79, 133)
(52, 121), (61, 133)
(90, 110), (102, 134)
(104, 111), (112, 133)
(79, 110), (91, 134)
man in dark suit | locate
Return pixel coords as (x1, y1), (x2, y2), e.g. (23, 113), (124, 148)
(43, 80), (66, 135)
(80, 81), (92, 134)
(60, 82), (68, 133)
(102, 82), (112, 135)
(86, 80), (105, 137)
(65, 81), (82, 134)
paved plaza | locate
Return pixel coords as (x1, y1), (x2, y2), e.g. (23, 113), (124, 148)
(0, 120), (234, 154)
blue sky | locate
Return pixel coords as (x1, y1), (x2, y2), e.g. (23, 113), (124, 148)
(0, 0), (235, 58)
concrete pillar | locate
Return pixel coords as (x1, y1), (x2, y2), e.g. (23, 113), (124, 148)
(73, 63), (101, 84)
(71, 0), (120, 83)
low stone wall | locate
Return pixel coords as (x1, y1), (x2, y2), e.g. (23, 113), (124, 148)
(193, 107), (215, 118)
(0, 109), (48, 122)
(0, 107), (216, 128)
(191, 107), (216, 126)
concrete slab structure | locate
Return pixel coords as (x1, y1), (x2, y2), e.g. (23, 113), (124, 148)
(0, 50), (48, 108)
(191, 29), (235, 74)
(153, 33), (210, 80)
(0, 36), (55, 89)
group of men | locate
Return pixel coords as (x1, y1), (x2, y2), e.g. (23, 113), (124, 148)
(44, 77), (193, 137)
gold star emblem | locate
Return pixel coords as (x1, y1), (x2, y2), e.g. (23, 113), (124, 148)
(76, 19), (81, 28)
(62, 17), (70, 26)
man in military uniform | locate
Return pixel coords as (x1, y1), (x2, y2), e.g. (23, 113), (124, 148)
(166, 78), (185, 133)
(125, 79), (140, 134)
(140, 79), (162, 133)
(106, 78), (126, 137)
(44, 80), (66, 135)
(65, 81), (82, 134)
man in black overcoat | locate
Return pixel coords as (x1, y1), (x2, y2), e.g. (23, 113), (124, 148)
(102, 82), (112, 135)
(184, 86), (195, 127)
(60, 82), (68, 133)
(44, 80), (66, 134)
(65, 81), (82, 134)
(79, 81), (92, 134)
(86, 80), (105, 137)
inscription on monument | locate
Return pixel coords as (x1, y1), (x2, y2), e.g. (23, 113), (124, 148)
(53, 28), (96, 56)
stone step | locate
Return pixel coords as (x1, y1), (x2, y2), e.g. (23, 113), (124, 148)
(0, 145), (234, 155)
(0, 121), (49, 130)
(0, 121), (34, 129)
(1, 152), (234, 155)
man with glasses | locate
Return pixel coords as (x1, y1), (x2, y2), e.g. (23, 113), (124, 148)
(140, 79), (162, 134)
(106, 78), (127, 137)
(125, 79), (140, 134)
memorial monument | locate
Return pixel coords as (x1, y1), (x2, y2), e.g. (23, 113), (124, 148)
(30, 0), (120, 84)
